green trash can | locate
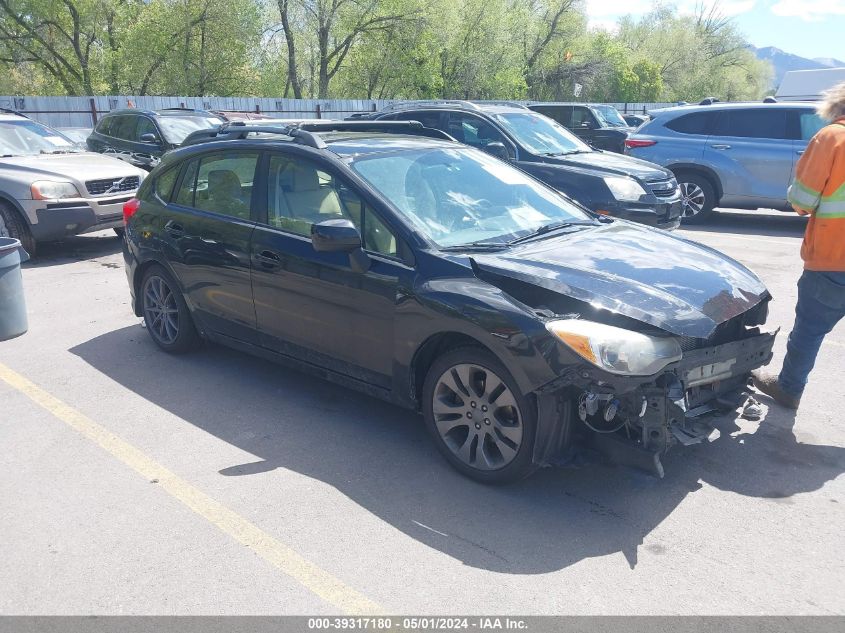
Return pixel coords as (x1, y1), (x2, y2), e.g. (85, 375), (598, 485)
(0, 237), (29, 341)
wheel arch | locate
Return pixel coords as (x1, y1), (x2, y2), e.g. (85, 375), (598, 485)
(409, 331), (498, 409)
(668, 163), (723, 200)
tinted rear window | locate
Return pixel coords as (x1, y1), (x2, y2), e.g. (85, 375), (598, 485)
(712, 108), (789, 140)
(665, 111), (717, 135)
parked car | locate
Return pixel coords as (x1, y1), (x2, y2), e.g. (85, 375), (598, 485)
(622, 114), (650, 128)
(358, 101), (682, 229)
(122, 120), (775, 483)
(0, 111), (145, 255)
(87, 108), (223, 171)
(528, 102), (632, 152)
(624, 101), (827, 222)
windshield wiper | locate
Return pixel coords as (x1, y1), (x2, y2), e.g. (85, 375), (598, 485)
(440, 241), (509, 252)
(508, 221), (593, 245)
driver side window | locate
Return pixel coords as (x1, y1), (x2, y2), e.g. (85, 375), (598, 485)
(446, 114), (506, 149)
(266, 155), (398, 257)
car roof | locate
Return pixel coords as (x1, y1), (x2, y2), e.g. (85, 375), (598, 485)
(321, 132), (458, 156)
(104, 108), (221, 118)
(650, 101), (817, 116)
(380, 101), (529, 116)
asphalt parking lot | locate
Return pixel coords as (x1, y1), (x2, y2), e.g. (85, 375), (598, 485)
(1, 209), (843, 615)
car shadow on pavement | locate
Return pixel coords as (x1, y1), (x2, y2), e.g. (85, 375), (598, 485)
(71, 326), (845, 575)
(682, 210), (807, 239)
(23, 232), (123, 268)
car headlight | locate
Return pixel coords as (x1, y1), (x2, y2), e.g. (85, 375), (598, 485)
(546, 319), (682, 376)
(603, 176), (647, 202)
(31, 180), (81, 200)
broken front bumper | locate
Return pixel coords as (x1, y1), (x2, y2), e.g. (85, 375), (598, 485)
(575, 329), (777, 477)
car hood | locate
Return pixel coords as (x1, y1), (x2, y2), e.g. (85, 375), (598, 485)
(0, 152), (145, 183)
(471, 222), (768, 338)
(543, 150), (670, 181)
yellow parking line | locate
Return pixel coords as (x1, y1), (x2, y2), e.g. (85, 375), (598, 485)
(0, 361), (383, 615)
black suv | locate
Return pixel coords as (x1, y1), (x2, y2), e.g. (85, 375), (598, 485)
(528, 103), (632, 153)
(361, 102), (681, 229)
(87, 108), (223, 171)
(122, 120), (776, 483)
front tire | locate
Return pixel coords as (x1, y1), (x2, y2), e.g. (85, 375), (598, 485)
(141, 265), (199, 354)
(422, 347), (538, 484)
(0, 202), (36, 256)
(674, 172), (716, 223)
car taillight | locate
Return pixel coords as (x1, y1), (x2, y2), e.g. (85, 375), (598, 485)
(123, 198), (140, 225)
(625, 138), (657, 149)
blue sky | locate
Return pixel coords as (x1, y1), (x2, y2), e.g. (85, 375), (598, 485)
(585, 0), (845, 61)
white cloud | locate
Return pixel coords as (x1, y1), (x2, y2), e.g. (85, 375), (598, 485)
(771, 0), (845, 21)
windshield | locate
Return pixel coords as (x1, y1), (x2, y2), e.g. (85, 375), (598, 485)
(158, 116), (221, 144)
(0, 120), (80, 156)
(595, 105), (628, 128)
(351, 145), (593, 248)
(492, 112), (591, 155)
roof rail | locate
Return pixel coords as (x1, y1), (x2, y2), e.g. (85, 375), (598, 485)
(698, 97), (720, 105)
(763, 96), (778, 103)
(0, 106), (28, 118)
(473, 100), (529, 109)
(181, 119), (455, 148)
(382, 100), (482, 112)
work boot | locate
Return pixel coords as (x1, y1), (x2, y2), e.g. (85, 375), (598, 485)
(751, 370), (801, 410)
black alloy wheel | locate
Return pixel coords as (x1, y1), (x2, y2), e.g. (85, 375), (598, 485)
(141, 266), (199, 353)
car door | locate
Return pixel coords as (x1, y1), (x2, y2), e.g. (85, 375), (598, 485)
(704, 108), (794, 208)
(163, 150), (260, 343)
(250, 150), (409, 388)
(133, 115), (165, 169)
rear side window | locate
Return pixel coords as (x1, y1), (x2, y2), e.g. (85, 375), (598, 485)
(531, 105), (573, 127)
(712, 108), (789, 140)
(96, 117), (114, 136)
(665, 111), (717, 135)
(173, 152), (259, 220)
(154, 166), (179, 202)
(110, 115), (138, 140)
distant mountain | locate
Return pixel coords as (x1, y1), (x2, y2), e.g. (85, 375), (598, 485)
(813, 57), (845, 68)
(750, 46), (830, 86)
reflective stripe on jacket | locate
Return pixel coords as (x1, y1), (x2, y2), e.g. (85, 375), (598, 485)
(787, 118), (845, 271)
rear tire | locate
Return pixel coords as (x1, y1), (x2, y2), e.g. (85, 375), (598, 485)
(674, 172), (716, 223)
(422, 347), (538, 484)
(140, 265), (199, 354)
(0, 201), (36, 256)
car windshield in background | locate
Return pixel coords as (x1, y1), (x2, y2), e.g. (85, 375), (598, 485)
(493, 112), (591, 156)
(157, 116), (221, 144)
(595, 105), (628, 128)
(0, 120), (79, 156)
(351, 146), (593, 248)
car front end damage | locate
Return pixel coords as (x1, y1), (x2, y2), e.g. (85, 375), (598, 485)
(534, 308), (776, 477)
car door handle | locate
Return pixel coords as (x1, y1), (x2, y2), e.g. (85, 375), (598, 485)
(164, 221), (185, 237)
(711, 144), (731, 150)
(256, 249), (282, 269)
(796, 150), (805, 156)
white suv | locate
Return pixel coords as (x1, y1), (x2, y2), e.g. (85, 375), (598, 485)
(0, 111), (146, 255)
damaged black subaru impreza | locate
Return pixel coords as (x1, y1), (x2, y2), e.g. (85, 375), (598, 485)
(122, 121), (776, 484)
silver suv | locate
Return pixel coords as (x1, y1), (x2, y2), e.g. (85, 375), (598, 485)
(624, 102), (825, 222)
(0, 111), (146, 255)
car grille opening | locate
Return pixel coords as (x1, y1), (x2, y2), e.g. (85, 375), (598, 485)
(85, 176), (140, 196)
(647, 179), (678, 198)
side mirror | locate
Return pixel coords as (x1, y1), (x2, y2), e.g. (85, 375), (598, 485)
(140, 133), (159, 144)
(311, 218), (370, 273)
(483, 141), (509, 160)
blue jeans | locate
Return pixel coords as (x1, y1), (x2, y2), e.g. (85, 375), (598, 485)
(778, 270), (845, 397)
